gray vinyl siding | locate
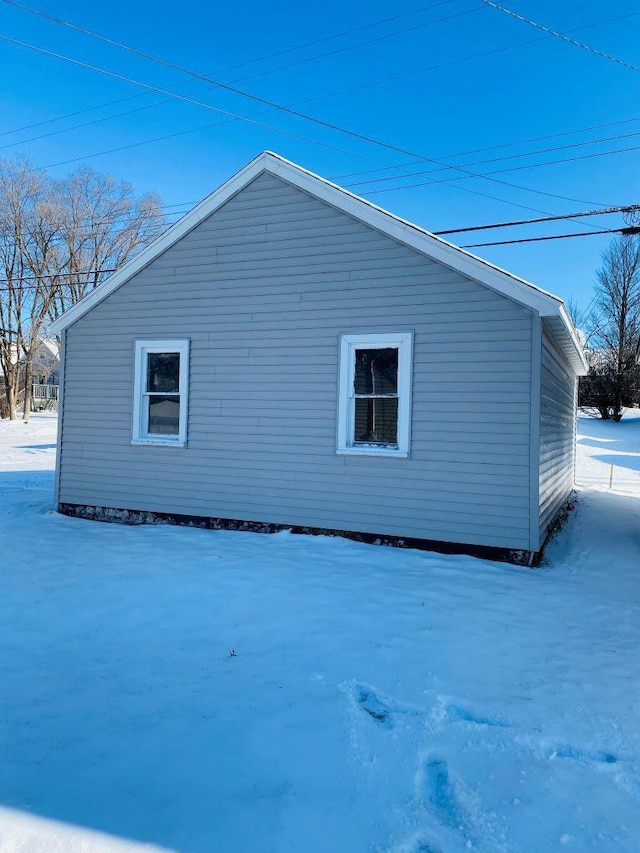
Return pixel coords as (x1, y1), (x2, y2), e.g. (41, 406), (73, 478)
(59, 171), (535, 551)
(539, 323), (577, 541)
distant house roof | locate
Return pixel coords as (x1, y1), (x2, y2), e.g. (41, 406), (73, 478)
(49, 151), (587, 373)
(38, 339), (60, 359)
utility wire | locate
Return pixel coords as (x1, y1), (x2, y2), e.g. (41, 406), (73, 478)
(364, 141), (640, 196)
(1, 7), (479, 153)
(2, 0), (636, 233)
(40, 124), (598, 219)
(3, 4), (635, 221)
(481, 0), (640, 74)
(3, 210), (638, 288)
(337, 107), (640, 179)
(34, 113), (640, 227)
(0, 6), (481, 154)
(2, 2), (636, 160)
(33, 162), (640, 238)
(462, 226), (640, 248)
(1, 5), (635, 244)
(0, 34), (364, 159)
(0, 224), (633, 295)
(16, 90), (640, 212)
(2, 226), (638, 294)
(0, 269), (117, 284)
(300, 10), (640, 131)
(4, 6), (637, 184)
(0, 207), (621, 278)
(0, 9), (612, 209)
(347, 129), (640, 188)
(436, 205), (640, 235)
(0, 0), (459, 139)
(21, 149), (640, 241)
(32, 123), (640, 232)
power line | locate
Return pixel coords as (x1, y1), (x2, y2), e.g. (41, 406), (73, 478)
(462, 226), (640, 248)
(0, 0), (458, 139)
(3, 228), (638, 295)
(15, 164), (638, 245)
(435, 205), (640, 235)
(33, 103), (640, 210)
(0, 2), (471, 153)
(347, 128), (640, 189)
(0, 279), (108, 294)
(3, 215), (638, 291)
(4, 6), (637, 193)
(481, 0), (640, 74)
(0, 33), (365, 159)
(0, 7), (612, 210)
(40, 122), (584, 221)
(3, 14), (637, 226)
(19, 115), (640, 234)
(337, 109), (640, 180)
(5, 0), (640, 233)
(363, 141), (640, 197)
(31, 122), (640, 232)
(36, 115), (640, 228)
(0, 269), (116, 284)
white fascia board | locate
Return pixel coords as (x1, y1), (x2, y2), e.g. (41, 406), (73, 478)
(557, 302), (589, 373)
(543, 312), (589, 375)
(49, 150), (585, 373)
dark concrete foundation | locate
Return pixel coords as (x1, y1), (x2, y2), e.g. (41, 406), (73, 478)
(58, 502), (541, 566)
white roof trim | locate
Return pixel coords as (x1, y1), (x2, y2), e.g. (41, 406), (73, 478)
(49, 151), (587, 373)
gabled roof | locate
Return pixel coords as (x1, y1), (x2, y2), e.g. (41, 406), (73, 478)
(49, 151), (587, 373)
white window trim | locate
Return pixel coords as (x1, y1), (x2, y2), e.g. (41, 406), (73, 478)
(132, 339), (189, 447)
(337, 331), (413, 458)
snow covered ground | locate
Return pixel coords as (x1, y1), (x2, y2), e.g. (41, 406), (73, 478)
(0, 411), (639, 853)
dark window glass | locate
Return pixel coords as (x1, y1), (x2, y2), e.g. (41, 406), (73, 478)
(354, 348), (397, 395)
(147, 352), (180, 393)
(148, 395), (180, 435)
(354, 398), (398, 445)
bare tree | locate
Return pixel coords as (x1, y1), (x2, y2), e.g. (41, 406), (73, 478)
(0, 158), (164, 420)
(47, 167), (164, 321)
(581, 236), (640, 420)
(0, 159), (57, 420)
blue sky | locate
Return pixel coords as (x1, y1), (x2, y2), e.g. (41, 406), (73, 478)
(2, 0), (639, 307)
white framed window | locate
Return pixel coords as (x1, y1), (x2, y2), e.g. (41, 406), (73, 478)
(337, 331), (413, 457)
(132, 339), (189, 446)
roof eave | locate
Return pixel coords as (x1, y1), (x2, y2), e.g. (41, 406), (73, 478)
(542, 304), (589, 375)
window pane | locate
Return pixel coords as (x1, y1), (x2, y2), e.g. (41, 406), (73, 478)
(148, 395), (180, 435)
(147, 352), (180, 393)
(354, 397), (398, 445)
(354, 348), (397, 395)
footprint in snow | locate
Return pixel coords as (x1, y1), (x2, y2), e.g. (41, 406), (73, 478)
(411, 842), (442, 853)
(417, 756), (469, 835)
(394, 834), (443, 853)
(547, 743), (617, 764)
(444, 702), (512, 729)
(355, 686), (395, 728)
(352, 684), (421, 728)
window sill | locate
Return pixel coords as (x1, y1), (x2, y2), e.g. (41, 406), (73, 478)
(337, 446), (409, 458)
(131, 438), (186, 448)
